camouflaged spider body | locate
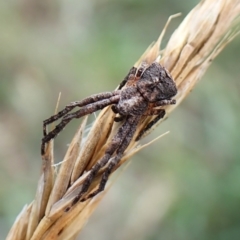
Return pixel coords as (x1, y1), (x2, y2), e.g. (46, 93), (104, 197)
(42, 61), (177, 202)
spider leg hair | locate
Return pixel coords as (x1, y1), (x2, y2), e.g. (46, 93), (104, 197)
(43, 91), (120, 136)
(72, 115), (140, 203)
(41, 95), (120, 154)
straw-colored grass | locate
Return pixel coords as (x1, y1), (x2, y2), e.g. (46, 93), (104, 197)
(7, 0), (240, 239)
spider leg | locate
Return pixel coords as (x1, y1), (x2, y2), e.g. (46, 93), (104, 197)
(71, 115), (140, 204)
(118, 67), (137, 90)
(111, 105), (125, 122)
(155, 99), (176, 106)
(41, 95), (120, 154)
(82, 115), (140, 201)
(143, 108), (165, 116)
(43, 91), (120, 136)
(114, 115), (125, 122)
(135, 99), (176, 141)
(111, 104), (119, 114)
(135, 110), (165, 141)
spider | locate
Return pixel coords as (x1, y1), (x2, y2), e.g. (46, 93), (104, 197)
(41, 61), (177, 203)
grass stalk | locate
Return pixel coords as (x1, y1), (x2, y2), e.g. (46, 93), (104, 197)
(7, 0), (240, 239)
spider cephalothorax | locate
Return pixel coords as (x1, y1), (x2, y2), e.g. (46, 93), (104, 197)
(42, 61), (177, 202)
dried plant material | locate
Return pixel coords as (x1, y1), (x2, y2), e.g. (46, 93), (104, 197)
(46, 117), (87, 214)
(7, 0), (240, 239)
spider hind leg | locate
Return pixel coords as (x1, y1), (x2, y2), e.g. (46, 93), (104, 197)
(80, 115), (140, 201)
(71, 115), (133, 203)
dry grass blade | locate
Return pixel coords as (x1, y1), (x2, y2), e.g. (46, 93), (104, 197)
(7, 0), (240, 239)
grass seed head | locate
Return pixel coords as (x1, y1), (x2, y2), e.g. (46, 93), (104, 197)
(7, 1), (240, 239)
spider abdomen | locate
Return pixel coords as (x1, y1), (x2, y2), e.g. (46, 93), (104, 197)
(137, 62), (177, 102)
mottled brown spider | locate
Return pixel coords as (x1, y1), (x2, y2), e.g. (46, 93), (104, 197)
(41, 61), (177, 202)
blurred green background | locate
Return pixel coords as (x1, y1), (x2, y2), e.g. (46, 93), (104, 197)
(1, 0), (240, 239)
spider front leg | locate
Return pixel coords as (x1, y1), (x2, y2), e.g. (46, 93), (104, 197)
(41, 95), (120, 155)
(43, 91), (120, 136)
